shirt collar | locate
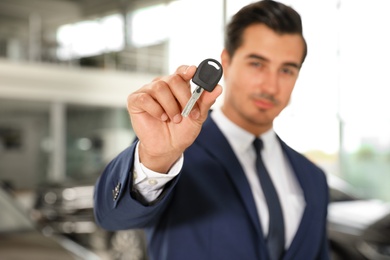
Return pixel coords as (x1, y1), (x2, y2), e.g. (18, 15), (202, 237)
(211, 107), (278, 154)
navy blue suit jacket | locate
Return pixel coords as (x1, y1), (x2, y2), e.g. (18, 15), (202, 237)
(94, 115), (330, 260)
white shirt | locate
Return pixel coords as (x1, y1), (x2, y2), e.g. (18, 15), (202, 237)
(133, 107), (305, 247)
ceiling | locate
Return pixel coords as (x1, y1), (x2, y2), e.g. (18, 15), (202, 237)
(0, 0), (164, 40)
(0, 0), (168, 64)
(0, 0), (167, 114)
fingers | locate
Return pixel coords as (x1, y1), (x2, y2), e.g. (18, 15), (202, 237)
(189, 84), (223, 120)
(176, 65), (197, 81)
(128, 65), (197, 123)
(150, 79), (183, 123)
(170, 65), (224, 121)
(151, 65), (195, 82)
(128, 63), (222, 124)
(128, 82), (173, 122)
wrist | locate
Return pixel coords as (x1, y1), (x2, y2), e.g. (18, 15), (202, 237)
(138, 142), (182, 173)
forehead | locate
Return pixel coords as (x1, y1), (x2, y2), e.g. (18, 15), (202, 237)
(237, 24), (305, 65)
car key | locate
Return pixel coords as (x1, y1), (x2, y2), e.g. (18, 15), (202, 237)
(181, 58), (223, 117)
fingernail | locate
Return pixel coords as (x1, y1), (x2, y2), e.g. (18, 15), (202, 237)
(173, 114), (182, 123)
(183, 66), (190, 74)
(161, 113), (168, 121)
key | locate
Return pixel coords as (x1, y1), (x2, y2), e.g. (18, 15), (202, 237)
(181, 58), (223, 117)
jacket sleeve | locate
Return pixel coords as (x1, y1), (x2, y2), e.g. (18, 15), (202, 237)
(93, 142), (180, 231)
(317, 229), (331, 260)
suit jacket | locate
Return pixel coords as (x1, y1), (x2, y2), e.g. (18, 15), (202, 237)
(94, 115), (330, 260)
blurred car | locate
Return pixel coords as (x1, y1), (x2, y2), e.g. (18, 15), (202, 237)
(33, 179), (113, 250)
(33, 174), (390, 260)
(327, 174), (390, 260)
(0, 184), (99, 260)
(33, 179), (147, 259)
(361, 213), (390, 259)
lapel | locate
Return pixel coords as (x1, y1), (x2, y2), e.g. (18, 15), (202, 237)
(196, 116), (318, 258)
(197, 116), (266, 245)
(278, 138), (315, 259)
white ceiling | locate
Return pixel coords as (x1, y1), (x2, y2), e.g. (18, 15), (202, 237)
(0, 0), (165, 39)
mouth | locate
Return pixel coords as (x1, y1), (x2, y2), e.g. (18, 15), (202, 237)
(253, 98), (275, 110)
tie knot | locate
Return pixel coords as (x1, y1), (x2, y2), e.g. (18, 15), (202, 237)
(253, 138), (263, 154)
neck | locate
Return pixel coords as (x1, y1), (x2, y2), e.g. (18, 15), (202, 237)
(220, 106), (273, 136)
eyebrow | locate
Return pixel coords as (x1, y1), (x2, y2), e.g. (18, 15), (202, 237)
(247, 54), (301, 69)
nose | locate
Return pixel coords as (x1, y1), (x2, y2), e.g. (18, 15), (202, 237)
(261, 70), (279, 95)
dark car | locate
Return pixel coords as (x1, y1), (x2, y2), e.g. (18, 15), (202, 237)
(361, 213), (390, 259)
(33, 180), (112, 249)
(0, 185), (100, 260)
(33, 174), (390, 260)
(327, 174), (390, 260)
(33, 180), (147, 259)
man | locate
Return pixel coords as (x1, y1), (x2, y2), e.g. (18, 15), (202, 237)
(94, 1), (329, 259)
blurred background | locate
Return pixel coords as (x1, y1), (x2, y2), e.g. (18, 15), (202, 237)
(0, 0), (389, 259)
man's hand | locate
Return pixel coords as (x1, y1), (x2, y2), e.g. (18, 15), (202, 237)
(127, 64), (223, 173)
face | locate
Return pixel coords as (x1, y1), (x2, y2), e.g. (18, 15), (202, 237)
(221, 24), (305, 136)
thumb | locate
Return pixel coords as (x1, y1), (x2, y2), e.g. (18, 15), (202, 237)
(175, 65), (197, 82)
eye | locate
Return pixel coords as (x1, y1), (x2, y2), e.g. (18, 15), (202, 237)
(280, 67), (296, 76)
(249, 61), (263, 68)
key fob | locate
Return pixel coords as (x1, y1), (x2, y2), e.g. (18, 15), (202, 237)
(192, 58), (223, 92)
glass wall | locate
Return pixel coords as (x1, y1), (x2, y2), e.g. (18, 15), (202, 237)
(278, 0), (390, 201)
(170, 0), (390, 201)
(3, 0), (389, 201)
(337, 0), (390, 201)
(0, 99), (133, 189)
(65, 105), (134, 181)
(0, 100), (50, 189)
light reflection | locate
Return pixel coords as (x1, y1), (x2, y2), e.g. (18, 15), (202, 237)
(57, 14), (124, 60)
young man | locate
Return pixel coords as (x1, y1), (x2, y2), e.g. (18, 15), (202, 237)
(94, 1), (329, 259)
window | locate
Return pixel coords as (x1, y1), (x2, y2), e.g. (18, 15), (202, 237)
(57, 14), (124, 60)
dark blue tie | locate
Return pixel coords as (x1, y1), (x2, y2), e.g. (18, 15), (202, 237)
(253, 138), (285, 260)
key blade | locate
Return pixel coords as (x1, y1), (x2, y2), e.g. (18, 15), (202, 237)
(181, 86), (204, 117)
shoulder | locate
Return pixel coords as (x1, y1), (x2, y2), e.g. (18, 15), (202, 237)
(278, 136), (327, 183)
(278, 137), (329, 205)
(278, 137), (320, 167)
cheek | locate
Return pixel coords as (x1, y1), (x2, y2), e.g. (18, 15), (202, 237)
(278, 84), (295, 105)
(231, 77), (252, 101)
(231, 69), (256, 91)
(225, 64), (258, 98)
(224, 77), (246, 106)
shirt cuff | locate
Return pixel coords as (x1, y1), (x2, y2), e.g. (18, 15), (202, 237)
(132, 141), (183, 201)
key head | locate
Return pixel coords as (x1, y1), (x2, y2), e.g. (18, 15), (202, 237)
(192, 58), (223, 92)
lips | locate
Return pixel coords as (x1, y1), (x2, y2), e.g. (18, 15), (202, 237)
(254, 98), (275, 110)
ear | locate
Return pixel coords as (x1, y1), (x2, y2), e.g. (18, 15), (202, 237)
(220, 49), (231, 76)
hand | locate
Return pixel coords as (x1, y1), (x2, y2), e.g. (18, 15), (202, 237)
(127, 64), (223, 173)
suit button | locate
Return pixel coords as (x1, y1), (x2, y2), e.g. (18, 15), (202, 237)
(112, 183), (121, 201)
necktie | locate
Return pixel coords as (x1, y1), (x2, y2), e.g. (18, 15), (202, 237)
(253, 138), (285, 260)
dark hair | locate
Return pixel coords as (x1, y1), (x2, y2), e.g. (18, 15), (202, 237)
(225, 0), (307, 64)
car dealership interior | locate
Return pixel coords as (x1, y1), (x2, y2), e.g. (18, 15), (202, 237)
(1, 0), (390, 259)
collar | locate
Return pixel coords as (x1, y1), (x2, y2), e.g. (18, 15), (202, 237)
(210, 107), (278, 154)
